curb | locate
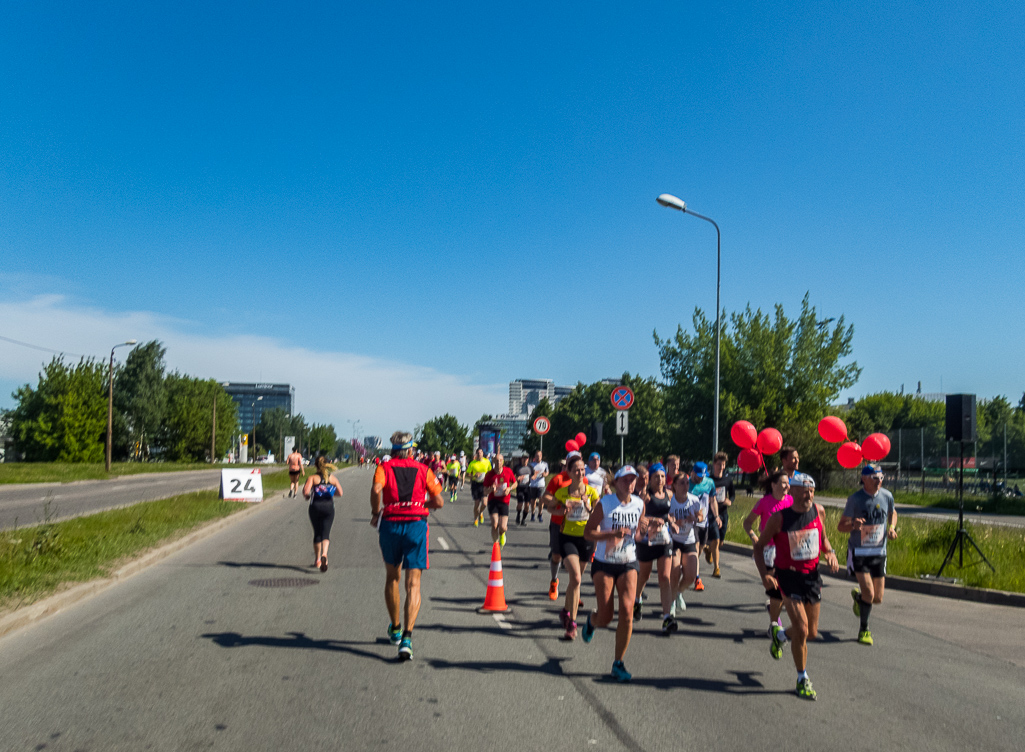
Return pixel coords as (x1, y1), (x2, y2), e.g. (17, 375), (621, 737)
(0, 488), (292, 641)
(720, 541), (1025, 609)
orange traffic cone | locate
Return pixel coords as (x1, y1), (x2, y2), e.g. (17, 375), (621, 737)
(478, 541), (510, 613)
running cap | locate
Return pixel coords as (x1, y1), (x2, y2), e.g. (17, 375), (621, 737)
(790, 472), (816, 489)
(460, 451), (466, 456)
(614, 465), (639, 479)
(862, 465), (883, 477)
(382, 454), (392, 462)
(391, 439), (414, 451)
(566, 450), (582, 461)
(648, 462), (666, 475)
(588, 452), (601, 460)
(692, 461), (709, 478)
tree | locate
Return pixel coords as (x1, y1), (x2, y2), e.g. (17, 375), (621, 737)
(416, 414), (471, 457)
(656, 294), (860, 471)
(9, 356), (108, 462)
(113, 340), (167, 460)
(307, 423), (338, 457)
(256, 407), (308, 458)
(158, 375), (238, 461)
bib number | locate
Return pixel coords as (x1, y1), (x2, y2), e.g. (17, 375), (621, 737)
(861, 523), (885, 547)
(788, 529), (820, 562)
(763, 543), (776, 567)
(566, 500), (590, 522)
(605, 535), (634, 563)
(649, 522), (671, 545)
(715, 487), (726, 503)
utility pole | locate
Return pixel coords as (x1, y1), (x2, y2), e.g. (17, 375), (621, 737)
(210, 397), (217, 463)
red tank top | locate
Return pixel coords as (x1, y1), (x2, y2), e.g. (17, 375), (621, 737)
(382, 458), (430, 522)
(772, 505), (824, 573)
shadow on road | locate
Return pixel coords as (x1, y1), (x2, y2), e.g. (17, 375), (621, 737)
(217, 561), (311, 574)
(426, 655), (572, 675)
(199, 631), (396, 663)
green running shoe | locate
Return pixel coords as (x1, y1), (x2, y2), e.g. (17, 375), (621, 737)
(851, 588), (861, 617)
(611, 660), (632, 682)
(499, 532), (506, 547)
(770, 624), (785, 660)
(796, 676), (816, 700)
(581, 612), (595, 643)
(387, 624), (402, 645)
(858, 629), (874, 646)
(398, 637), (413, 661)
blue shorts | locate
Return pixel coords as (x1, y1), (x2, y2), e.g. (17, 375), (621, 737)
(379, 518), (430, 571)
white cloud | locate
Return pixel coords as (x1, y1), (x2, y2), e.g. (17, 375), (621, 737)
(0, 295), (505, 438)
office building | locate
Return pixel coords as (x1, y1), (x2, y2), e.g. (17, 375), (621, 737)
(222, 383), (295, 431)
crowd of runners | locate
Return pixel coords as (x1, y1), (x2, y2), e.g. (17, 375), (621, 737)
(340, 434), (898, 700)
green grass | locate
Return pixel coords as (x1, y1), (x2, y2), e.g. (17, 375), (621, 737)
(0, 461), (286, 485)
(724, 495), (1025, 595)
(0, 469), (294, 612)
(818, 485), (1025, 516)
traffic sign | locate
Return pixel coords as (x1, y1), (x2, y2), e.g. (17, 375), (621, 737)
(616, 410), (629, 435)
(611, 386), (634, 410)
(533, 416), (551, 435)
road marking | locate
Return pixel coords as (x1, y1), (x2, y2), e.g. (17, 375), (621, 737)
(437, 537), (450, 550)
(491, 613), (512, 629)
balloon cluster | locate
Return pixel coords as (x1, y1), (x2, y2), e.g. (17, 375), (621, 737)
(565, 432), (588, 453)
(817, 416), (891, 469)
(730, 420), (783, 473)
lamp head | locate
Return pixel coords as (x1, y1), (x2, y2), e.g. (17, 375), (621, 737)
(125, 340), (137, 345)
(656, 194), (687, 212)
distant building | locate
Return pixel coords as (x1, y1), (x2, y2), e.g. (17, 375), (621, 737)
(491, 414), (530, 456)
(221, 383), (295, 431)
(364, 436), (382, 451)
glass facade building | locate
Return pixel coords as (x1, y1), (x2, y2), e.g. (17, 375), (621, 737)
(222, 383), (295, 431)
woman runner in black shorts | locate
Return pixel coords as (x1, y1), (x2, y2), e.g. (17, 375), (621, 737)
(303, 456), (344, 572)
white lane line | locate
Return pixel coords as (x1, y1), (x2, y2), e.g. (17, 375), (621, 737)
(491, 613), (512, 630)
(437, 537), (450, 550)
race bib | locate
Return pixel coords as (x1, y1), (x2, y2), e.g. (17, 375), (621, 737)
(763, 543), (776, 567)
(605, 537), (634, 563)
(788, 529), (820, 562)
(861, 523), (885, 547)
(566, 500), (590, 522)
(495, 483), (508, 496)
(649, 522), (671, 546)
(715, 487), (726, 503)
(474, 473), (486, 482)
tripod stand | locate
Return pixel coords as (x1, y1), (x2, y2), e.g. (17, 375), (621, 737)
(937, 440), (995, 576)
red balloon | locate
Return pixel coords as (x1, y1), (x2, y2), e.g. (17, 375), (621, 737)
(756, 427), (783, 455)
(837, 442), (863, 469)
(862, 433), (891, 462)
(818, 416), (848, 443)
(565, 440), (580, 453)
(737, 448), (762, 473)
(731, 420), (758, 450)
(575, 432), (587, 448)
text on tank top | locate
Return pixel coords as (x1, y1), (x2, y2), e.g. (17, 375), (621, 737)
(772, 506), (823, 573)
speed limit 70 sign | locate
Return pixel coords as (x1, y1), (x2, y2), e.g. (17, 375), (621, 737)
(533, 416), (551, 435)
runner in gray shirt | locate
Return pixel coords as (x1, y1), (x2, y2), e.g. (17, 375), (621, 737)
(838, 465), (898, 646)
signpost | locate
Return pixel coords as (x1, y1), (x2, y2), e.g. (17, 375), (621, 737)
(219, 468), (264, 502)
(611, 386), (634, 465)
(533, 416), (550, 454)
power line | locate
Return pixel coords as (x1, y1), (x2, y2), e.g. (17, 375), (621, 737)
(0, 333), (89, 359)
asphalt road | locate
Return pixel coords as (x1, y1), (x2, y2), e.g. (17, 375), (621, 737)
(0, 467), (1022, 751)
(0, 469), (226, 530)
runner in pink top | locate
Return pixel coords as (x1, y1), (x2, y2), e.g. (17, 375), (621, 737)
(743, 470), (793, 635)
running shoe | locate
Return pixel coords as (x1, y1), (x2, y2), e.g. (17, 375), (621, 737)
(675, 593), (687, 612)
(387, 624), (402, 645)
(473, 517), (479, 527)
(632, 600), (642, 620)
(530, 514), (536, 522)
(796, 676), (816, 701)
(537, 513), (544, 523)
(548, 578), (559, 600)
(398, 637), (413, 661)
(499, 532), (506, 547)
(581, 612), (595, 643)
(320, 556), (328, 573)
(564, 620), (578, 640)
(851, 588), (862, 617)
(611, 660), (632, 682)
(694, 577), (704, 592)
(704, 546), (712, 563)
(857, 629), (874, 646)
(712, 567), (721, 578)
(770, 624), (785, 660)
(661, 615), (678, 635)
(559, 608), (570, 629)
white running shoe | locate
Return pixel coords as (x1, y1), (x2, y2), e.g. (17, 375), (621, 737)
(675, 593), (687, 612)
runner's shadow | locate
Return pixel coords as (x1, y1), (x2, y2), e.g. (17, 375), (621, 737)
(426, 656), (572, 676)
(613, 671), (792, 695)
(199, 631), (395, 663)
(217, 561), (311, 574)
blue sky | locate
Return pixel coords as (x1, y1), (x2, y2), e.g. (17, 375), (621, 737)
(2, 1), (1023, 436)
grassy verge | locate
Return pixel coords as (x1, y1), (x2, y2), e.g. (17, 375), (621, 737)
(818, 486), (1025, 516)
(0, 469), (294, 612)
(723, 496), (1025, 594)
(0, 462), (287, 485)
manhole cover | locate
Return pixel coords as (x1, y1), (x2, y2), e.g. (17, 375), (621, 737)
(248, 578), (320, 588)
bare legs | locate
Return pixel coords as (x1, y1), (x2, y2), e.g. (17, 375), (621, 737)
(385, 564), (423, 631)
(563, 554), (582, 621)
(781, 597), (820, 672)
(591, 570), (637, 662)
(490, 513), (508, 543)
(670, 550), (698, 603)
(313, 538), (330, 566)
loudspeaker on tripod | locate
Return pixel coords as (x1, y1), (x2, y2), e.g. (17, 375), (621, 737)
(945, 394), (976, 442)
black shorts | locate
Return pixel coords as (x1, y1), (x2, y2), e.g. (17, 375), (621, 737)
(487, 499), (509, 516)
(848, 552), (887, 579)
(696, 526), (709, 546)
(447, 475), (460, 489)
(308, 500), (335, 543)
(559, 533), (594, 560)
(289, 471), (301, 481)
(527, 486), (544, 503)
(470, 481), (486, 502)
(591, 559), (640, 578)
(776, 569), (823, 604)
(637, 541), (672, 562)
(673, 540), (698, 554)
(763, 566), (782, 600)
(709, 511), (728, 541)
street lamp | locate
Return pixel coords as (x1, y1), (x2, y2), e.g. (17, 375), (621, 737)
(250, 396), (263, 462)
(106, 340), (138, 472)
(657, 193), (722, 456)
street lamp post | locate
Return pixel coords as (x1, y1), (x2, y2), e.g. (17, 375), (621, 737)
(657, 194), (722, 456)
(251, 396), (263, 463)
(106, 340), (138, 472)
